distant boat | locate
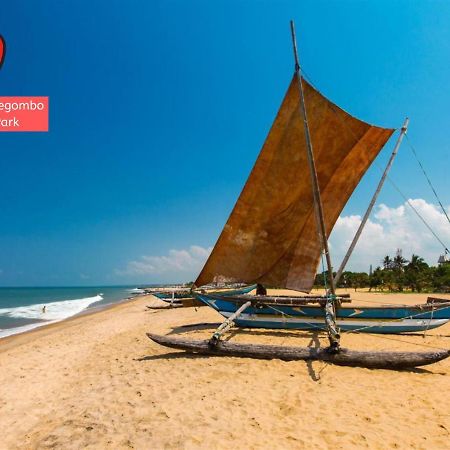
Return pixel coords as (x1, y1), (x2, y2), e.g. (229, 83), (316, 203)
(148, 22), (450, 369)
(151, 284), (256, 307)
(152, 290), (192, 302)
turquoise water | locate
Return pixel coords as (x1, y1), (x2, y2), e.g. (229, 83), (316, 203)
(0, 286), (150, 338)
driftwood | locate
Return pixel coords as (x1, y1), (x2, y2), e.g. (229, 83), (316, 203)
(147, 333), (450, 370)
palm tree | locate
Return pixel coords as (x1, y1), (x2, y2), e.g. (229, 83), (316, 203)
(393, 254), (408, 271)
(408, 254), (428, 272)
(382, 255), (392, 270)
(406, 254), (429, 292)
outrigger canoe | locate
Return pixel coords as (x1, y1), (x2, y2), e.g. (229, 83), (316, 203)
(194, 292), (450, 334)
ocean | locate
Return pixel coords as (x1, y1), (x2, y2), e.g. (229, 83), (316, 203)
(0, 286), (148, 338)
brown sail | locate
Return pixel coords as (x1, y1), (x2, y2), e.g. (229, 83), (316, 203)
(196, 75), (395, 292)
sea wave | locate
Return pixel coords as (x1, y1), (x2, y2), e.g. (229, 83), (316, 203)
(0, 294), (102, 324)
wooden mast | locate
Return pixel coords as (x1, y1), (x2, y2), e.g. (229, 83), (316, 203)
(333, 117), (409, 286)
(290, 20), (340, 350)
(289, 21), (335, 294)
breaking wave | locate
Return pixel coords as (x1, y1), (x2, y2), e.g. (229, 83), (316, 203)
(0, 294), (103, 338)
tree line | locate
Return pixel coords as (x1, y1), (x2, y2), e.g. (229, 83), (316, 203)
(314, 253), (450, 293)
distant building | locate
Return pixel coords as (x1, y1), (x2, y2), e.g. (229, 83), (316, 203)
(438, 254), (449, 266)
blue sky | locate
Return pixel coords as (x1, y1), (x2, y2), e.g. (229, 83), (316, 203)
(0, 1), (449, 286)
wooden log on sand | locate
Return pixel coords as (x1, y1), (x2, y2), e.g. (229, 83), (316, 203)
(147, 333), (450, 370)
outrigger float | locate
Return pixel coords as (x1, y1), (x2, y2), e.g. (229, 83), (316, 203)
(148, 22), (450, 369)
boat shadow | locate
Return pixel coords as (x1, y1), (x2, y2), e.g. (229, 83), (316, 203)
(306, 332), (322, 381)
(137, 352), (210, 362)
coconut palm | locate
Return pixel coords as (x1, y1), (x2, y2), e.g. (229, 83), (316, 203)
(382, 255), (392, 270)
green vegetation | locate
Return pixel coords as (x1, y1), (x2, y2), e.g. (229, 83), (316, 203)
(315, 252), (450, 293)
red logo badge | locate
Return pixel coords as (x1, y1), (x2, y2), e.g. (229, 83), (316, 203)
(0, 35), (5, 69)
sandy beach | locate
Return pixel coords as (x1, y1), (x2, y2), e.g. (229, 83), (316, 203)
(0, 290), (449, 449)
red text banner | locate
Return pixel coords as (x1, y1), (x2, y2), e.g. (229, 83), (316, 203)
(0, 97), (49, 132)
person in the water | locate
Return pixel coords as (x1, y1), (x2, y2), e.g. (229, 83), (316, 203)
(42, 305), (46, 314)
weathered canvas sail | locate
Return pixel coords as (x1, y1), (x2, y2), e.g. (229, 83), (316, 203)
(196, 75), (395, 292)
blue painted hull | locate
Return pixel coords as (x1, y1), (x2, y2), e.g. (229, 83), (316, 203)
(195, 293), (450, 334)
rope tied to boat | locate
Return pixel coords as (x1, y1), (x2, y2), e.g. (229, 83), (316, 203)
(264, 300), (450, 352)
(423, 305), (434, 338)
(340, 303), (450, 336)
(265, 303), (328, 332)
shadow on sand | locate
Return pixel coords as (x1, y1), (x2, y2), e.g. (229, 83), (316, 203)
(136, 352), (210, 362)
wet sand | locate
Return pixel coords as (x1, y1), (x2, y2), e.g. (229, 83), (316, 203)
(0, 290), (449, 449)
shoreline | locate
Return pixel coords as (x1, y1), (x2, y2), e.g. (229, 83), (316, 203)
(0, 293), (152, 352)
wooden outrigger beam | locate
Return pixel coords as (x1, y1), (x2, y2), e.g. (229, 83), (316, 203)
(209, 300), (252, 347)
(427, 297), (450, 305)
(290, 20), (340, 350)
(334, 118), (409, 286)
(147, 334), (450, 369)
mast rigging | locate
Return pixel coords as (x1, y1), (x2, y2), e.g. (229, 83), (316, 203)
(290, 20), (339, 350)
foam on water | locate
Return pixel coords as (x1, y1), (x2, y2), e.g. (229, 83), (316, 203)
(0, 294), (102, 338)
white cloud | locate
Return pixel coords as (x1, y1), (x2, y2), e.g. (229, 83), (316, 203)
(117, 245), (212, 277)
(116, 199), (449, 281)
(329, 199), (450, 271)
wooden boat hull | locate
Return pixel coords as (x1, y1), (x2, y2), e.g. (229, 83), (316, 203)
(147, 333), (450, 369)
(154, 285), (256, 303)
(153, 292), (191, 302)
(195, 293), (450, 334)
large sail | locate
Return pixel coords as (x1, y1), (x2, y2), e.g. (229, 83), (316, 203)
(196, 75), (395, 292)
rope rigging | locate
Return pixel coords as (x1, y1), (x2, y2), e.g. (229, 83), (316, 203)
(404, 134), (450, 227)
(321, 252), (328, 291)
(301, 69), (449, 254)
(383, 173), (449, 253)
